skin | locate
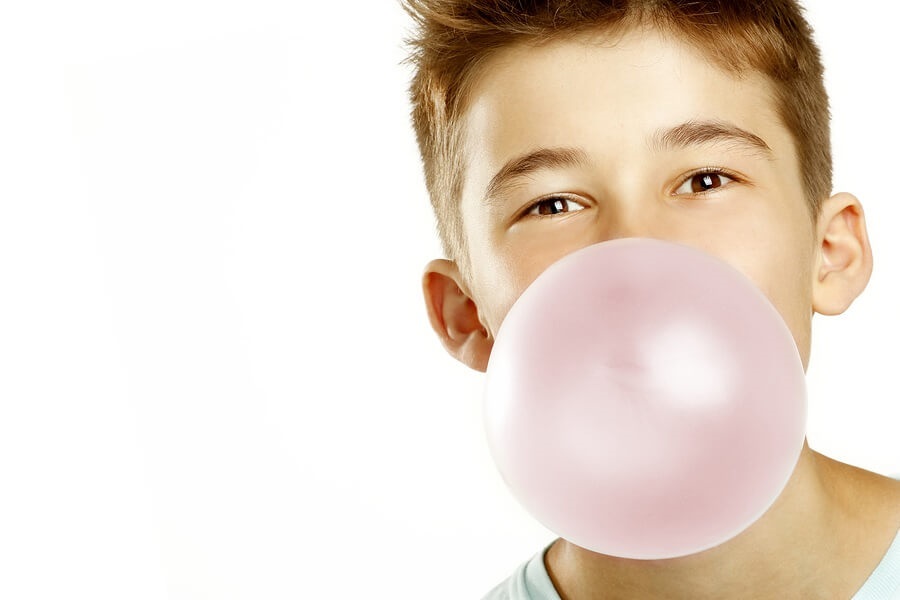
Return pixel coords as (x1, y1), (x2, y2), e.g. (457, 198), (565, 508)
(422, 26), (900, 599)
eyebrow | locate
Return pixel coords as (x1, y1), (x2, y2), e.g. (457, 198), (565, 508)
(484, 147), (590, 205)
(650, 119), (773, 158)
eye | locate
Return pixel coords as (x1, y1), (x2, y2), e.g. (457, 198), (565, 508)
(674, 170), (736, 195)
(525, 196), (586, 217)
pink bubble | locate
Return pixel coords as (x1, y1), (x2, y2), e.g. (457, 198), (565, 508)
(484, 238), (807, 559)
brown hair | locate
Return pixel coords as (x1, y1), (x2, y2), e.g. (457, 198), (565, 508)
(401, 0), (831, 265)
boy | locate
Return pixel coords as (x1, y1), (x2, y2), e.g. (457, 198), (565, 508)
(401, 1), (900, 598)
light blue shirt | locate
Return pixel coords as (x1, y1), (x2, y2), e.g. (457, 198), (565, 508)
(484, 496), (900, 600)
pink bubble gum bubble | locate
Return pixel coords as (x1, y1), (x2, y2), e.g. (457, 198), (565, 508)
(483, 238), (807, 560)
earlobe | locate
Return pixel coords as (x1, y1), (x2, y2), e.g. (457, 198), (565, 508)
(422, 259), (493, 372)
(812, 192), (873, 316)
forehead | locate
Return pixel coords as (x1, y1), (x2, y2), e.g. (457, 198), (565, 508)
(458, 27), (792, 200)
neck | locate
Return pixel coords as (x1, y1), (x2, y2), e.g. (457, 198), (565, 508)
(544, 442), (880, 600)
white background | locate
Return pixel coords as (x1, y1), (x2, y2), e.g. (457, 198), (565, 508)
(0, 2), (897, 598)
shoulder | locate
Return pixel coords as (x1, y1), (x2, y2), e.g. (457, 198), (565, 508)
(873, 472), (900, 527)
(480, 563), (525, 600)
(481, 543), (561, 600)
(816, 454), (900, 523)
(481, 578), (514, 600)
(851, 524), (900, 600)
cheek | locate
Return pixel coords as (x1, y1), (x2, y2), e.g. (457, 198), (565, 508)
(719, 198), (814, 319)
(462, 220), (519, 334)
(730, 243), (814, 364)
(470, 248), (538, 335)
(461, 207), (545, 333)
(474, 236), (603, 334)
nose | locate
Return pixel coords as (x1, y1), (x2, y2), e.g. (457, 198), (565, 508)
(594, 196), (675, 245)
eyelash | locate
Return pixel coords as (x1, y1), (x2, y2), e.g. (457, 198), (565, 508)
(520, 194), (586, 219)
(517, 166), (742, 220)
(674, 166), (742, 195)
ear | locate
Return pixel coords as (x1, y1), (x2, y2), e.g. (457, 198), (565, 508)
(422, 259), (493, 372)
(812, 192), (873, 316)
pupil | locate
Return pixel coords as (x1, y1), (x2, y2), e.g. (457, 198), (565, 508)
(693, 173), (720, 193)
(541, 199), (566, 215)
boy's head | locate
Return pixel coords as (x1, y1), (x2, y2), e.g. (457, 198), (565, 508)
(405, 0), (872, 373)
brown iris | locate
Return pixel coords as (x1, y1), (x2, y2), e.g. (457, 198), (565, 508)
(691, 172), (724, 193)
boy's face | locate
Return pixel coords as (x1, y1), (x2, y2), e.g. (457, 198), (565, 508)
(455, 27), (820, 367)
